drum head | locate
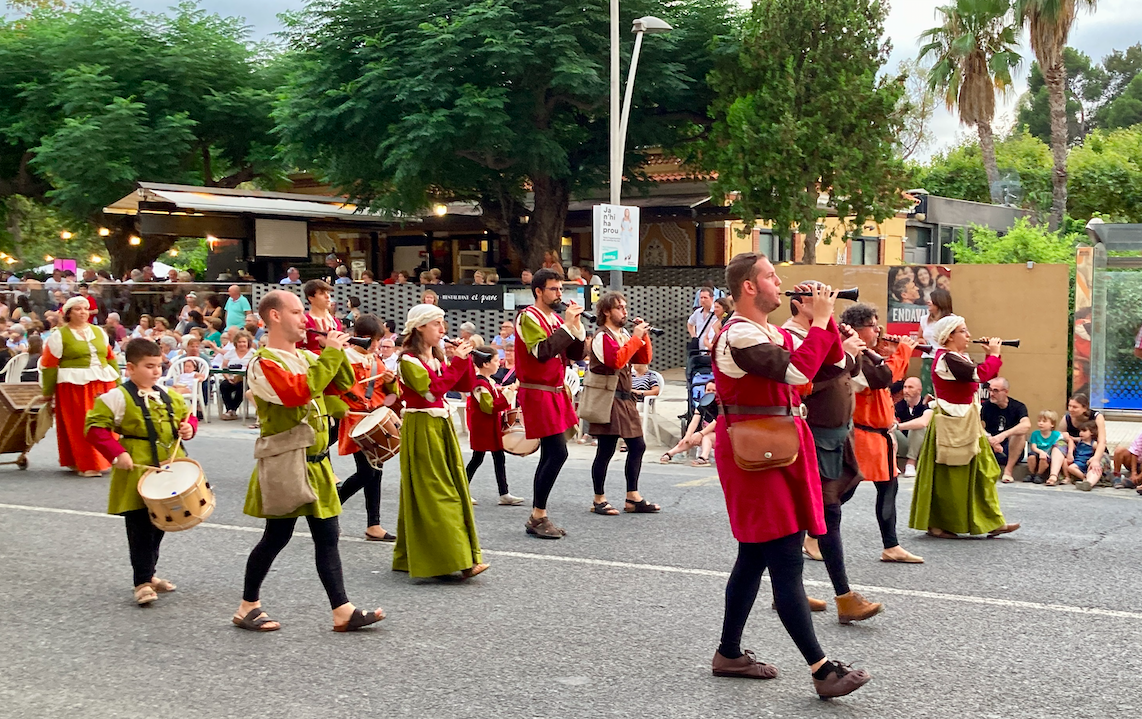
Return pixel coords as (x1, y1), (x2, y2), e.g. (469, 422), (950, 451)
(351, 410), (385, 438)
(139, 459), (201, 499)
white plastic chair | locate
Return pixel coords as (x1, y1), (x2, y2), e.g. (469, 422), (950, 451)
(1, 353), (30, 383)
(164, 355), (210, 418)
(639, 370), (665, 417)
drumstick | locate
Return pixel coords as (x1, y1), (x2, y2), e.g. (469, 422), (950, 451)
(355, 372), (391, 385)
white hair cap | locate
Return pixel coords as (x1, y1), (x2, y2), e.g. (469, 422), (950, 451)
(932, 314), (965, 347)
(403, 304), (445, 336)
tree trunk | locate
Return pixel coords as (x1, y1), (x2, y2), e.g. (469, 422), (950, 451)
(4, 197), (24, 261)
(800, 184), (818, 265)
(1045, 61), (1069, 230)
(104, 226), (177, 279)
(522, 174), (570, 271)
(977, 119), (1002, 204)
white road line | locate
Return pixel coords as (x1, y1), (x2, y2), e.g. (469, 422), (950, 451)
(3, 501), (1140, 621)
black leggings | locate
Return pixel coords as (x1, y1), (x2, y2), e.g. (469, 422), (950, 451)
(532, 433), (569, 510)
(874, 478), (900, 550)
(338, 452), (383, 527)
(220, 378), (244, 412)
(242, 515), (349, 609)
(592, 435), (646, 495)
(124, 508), (164, 587)
(467, 450), (509, 496)
(718, 532), (825, 665)
(817, 482), (857, 597)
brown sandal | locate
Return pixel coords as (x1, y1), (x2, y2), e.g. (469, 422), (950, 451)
(232, 607), (281, 632)
(150, 577), (176, 593)
(590, 501), (620, 515)
(134, 584), (158, 606)
(461, 563), (489, 579)
(926, 527), (960, 539)
(333, 608), (385, 632)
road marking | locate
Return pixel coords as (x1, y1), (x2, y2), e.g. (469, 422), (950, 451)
(674, 476), (720, 487)
(3, 501), (1140, 621)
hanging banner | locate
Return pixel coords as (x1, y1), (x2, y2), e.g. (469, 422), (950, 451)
(593, 204), (640, 272)
(885, 264), (952, 338)
(435, 284), (505, 310)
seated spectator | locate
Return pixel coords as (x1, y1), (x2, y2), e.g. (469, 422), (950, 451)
(104, 312), (128, 346)
(486, 272), (499, 284)
(421, 289), (438, 306)
(1027, 410), (1066, 486)
(280, 267), (302, 284)
(459, 321), (476, 341)
(77, 283), (97, 319)
(203, 317), (224, 347)
(334, 265), (353, 284)
(472, 270), (487, 285)
(660, 381), (717, 466)
(170, 358), (200, 398)
(520, 268), (533, 286)
(361, 270), (376, 284)
(132, 314), (154, 339)
(981, 377), (1030, 483)
(566, 266), (586, 285)
(493, 344), (516, 385)
(419, 270), (432, 285)
(1066, 421), (1101, 490)
(393, 270), (408, 284)
(631, 363), (660, 401)
(1060, 392), (1108, 485)
(214, 330), (255, 420)
(379, 337), (398, 372)
(20, 335), (42, 382)
(893, 377), (931, 478)
(7, 325), (28, 354)
(491, 320), (514, 359)
(429, 268), (443, 284)
(184, 310), (206, 333)
(1112, 431), (1142, 490)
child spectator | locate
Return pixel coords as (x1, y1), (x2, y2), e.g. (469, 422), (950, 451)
(1066, 421), (1100, 491)
(7, 324), (28, 354)
(1112, 433), (1142, 490)
(20, 335), (42, 382)
(170, 359), (200, 398)
(1027, 409), (1066, 486)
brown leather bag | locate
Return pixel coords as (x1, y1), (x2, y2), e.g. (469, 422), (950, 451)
(723, 412), (800, 471)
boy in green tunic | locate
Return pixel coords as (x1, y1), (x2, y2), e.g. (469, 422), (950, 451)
(85, 339), (197, 606)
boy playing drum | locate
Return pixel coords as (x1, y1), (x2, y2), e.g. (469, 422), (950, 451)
(85, 338), (197, 606)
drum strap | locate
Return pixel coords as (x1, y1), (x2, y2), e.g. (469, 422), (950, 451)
(122, 381), (179, 468)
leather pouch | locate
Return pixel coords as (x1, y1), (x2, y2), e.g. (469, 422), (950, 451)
(725, 414), (800, 471)
(254, 422), (318, 516)
(577, 369), (619, 424)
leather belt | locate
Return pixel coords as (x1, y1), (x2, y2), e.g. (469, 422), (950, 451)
(306, 450), (330, 463)
(520, 382), (562, 393)
(721, 404), (807, 419)
(854, 422), (891, 436)
(614, 390), (635, 401)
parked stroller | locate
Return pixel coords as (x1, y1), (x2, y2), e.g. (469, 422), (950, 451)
(680, 349), (714, 436)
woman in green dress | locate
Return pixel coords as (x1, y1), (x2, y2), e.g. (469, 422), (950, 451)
(908, 314), (1021, 538)
(393, 304), (488, 579)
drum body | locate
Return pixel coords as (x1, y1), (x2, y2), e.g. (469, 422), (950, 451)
(137, 458), (214, 532)
(501, 408), (539, 457)
(351, 407), (402, 468)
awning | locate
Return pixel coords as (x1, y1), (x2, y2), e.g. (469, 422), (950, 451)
(566, 194), (713, 213)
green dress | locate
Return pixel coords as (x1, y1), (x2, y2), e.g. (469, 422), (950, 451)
(908, 404), (1008, 535)
(392, 354), (483, 577)
(242, 346), (355, 519)
(85, 385), (192, 515)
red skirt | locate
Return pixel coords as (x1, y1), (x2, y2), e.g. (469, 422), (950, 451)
(518, 386), (577, 439)
(56, 380), (117, 472)
(468, 411), (504, 452)
(715, 417), (826, 543)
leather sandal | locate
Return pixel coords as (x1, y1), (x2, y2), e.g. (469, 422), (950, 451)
(366, 531), (397, 542)
(461, 563), (489, 579)
(987, 522), (1021, 537)
(926, 527), (960, 539)
(589, 501), (619, 515)
(659, 453), (673, 464)
(813, 660), (871, 699)
(333, 607), (385, 633)
(150, 577), (176, 593)
(525, 515), (566, 539)
(134, 584), (158, 606)
(232, 607), (280, 632)
(624, 498), (661, 513)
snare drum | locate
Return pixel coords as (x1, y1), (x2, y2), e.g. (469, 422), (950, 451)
(350, 407), (402, 468)
(137, 458), (214, 532)
(501, 408), (539, 457)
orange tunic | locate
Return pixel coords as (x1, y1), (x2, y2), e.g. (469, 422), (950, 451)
(336, 347), (395, 455)
(852, 342), (911, 482)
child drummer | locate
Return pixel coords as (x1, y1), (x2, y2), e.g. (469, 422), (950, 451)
(465, 345), (524, 505)
(336, 314), (399, 541)
(85, 338), (197, 606)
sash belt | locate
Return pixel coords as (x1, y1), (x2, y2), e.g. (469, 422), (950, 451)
(520, 382), (562, 393)
(721, 404), (807, 418)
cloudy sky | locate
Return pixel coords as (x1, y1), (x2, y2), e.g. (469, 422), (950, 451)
(111, 0), (1142, 159)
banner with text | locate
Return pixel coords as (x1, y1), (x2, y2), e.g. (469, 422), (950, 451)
(435, 284), (505, 310)
(885, 264), (952, 340)
(593, 203), (640, 272)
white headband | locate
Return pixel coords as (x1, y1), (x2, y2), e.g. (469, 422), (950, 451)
(932, 314), (965, 346)
(403, 304), (444, 336)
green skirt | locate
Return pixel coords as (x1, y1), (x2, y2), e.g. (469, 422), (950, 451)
(908, 417), (1007, 535)
(243, 458), (342, 519)
(920, 357), (934, 400)
(393, 412), (482, 577)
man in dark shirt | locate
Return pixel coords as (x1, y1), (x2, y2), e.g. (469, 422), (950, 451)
(893, 377), (930, 478)
(980, 376), (1030, 482)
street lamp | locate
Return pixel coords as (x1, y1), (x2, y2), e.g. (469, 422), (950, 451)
(609, 11), (672, 290)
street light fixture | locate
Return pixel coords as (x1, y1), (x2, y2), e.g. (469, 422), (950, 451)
(608, 11), (672, 289)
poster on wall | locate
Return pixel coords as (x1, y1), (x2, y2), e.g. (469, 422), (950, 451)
(885, 264), (952, 339)
(1072, 247), (1093, 399)
(593, 204), (640, 272)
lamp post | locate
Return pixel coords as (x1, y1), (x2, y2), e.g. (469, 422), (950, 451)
(608, 11), (672, 290)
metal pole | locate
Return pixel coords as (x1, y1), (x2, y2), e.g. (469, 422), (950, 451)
(618, 30), (644, 161)
(608, 0), (622, 291)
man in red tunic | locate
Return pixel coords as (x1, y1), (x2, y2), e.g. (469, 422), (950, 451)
(710, 252), (870, 699)
(514, 269), (587, 539)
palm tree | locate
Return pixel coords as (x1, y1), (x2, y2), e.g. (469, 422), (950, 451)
(920, 0), (1022, 204)
(1014, 0), (1098, 230)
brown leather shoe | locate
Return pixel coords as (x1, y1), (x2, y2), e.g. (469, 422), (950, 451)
(712, 650), (778, 679)
(813, 660), (871, 698)
(771, 597), (827, 612)
(835, 591), (883, 624)
(525, 515), (566, 539)
(987, 522), (1021, 537)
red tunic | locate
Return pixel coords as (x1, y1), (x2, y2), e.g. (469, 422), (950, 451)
(713, 318), (836, 543)
(931, 349), (1001, 403)
(466, 375), (511, 452)
(513, 305), (586, 439)
(299, 313), (343, 353)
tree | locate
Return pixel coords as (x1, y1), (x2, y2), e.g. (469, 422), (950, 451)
(1067, 126), (1142, 222)
(0, 1), (283, 276)
(919, 0), (1022, 203)
(1016, 48), (1107, 144)
(1096, 43), (1142, 126)
(274, 0), (737, 270)
(909, 130), (1053, 211)
(950, 215), (1078, 264)
(1, 194), (107, 272)
(1014, 0), (1099, 231)
(896, 58), (938, 161)
(1104, 75), (1142, 129)
(700, 0), (906, 264)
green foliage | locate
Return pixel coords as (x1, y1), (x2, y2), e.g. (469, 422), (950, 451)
(274, 0), (737, 267)
(908, 130), (1053, 209)
(1067, 126), (1142, 222)
(949, 216), (1079, 264)
(1105, 75), (1142, 130)
(1016, 47), (1105, 144)
(1, 195), (107, 270)
(701, 0), (905, 263)
(164, 237), (209, 277)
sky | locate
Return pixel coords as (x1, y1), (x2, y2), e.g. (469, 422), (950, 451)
(105, 0), (1142, 160)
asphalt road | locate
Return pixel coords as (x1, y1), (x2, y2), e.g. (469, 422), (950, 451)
(2, 422), (1141, 719)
